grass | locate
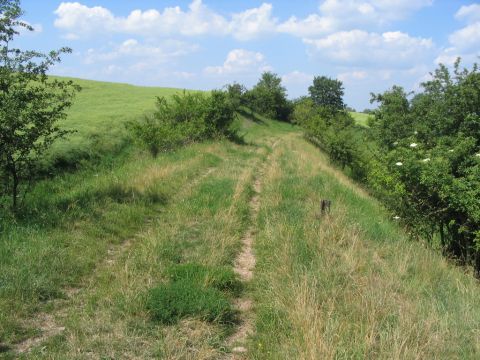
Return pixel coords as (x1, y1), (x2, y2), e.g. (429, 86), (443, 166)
(251, 133), (480, 359)
(350, 111), (372, 127)
(45, 76), (192, 168)
(0, 77), (479, 359)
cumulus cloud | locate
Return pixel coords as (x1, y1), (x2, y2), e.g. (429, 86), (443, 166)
(304, 30), (434, 67)
(54, 1), (275, 40)
(277, 14), (334, 37)
(282, 71), (313, 85)
(54, 0), (434, 41)
(455, 4), (480, 23)
(84, 39), (198, 67)
(277, 0), (433, 37)
(436, 4), (480, 65)
(204, 49), (269, 75)
(338, 70), (368, 82)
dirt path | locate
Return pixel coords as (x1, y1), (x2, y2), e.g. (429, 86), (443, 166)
(226, 141), (278, 359)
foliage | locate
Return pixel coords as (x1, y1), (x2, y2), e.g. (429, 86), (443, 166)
(368, 60), (480, 275)
(296, 62), (480, 276)
(0, 0), (80, 211)
(309, 76), (345, 112)
(225, 82), (246, 111)
(246, 71), (292, 121)
(127, 90), (236, 156)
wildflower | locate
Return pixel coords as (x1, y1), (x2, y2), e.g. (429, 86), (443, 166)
(393, 216), (400, 220)
(414, 130), (418, 135)
(448, 149), (454, 152)
(422, 158), (431, 162)
(410, 143), (418, 148)
(393, 141), (398, 146)
(476, 153), (480, 157)
(395, 162), (403, 166)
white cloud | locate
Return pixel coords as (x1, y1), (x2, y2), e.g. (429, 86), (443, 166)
(277, 14), (334, 37)
(304, 30), (434, 67)
(84, 39), (198, 67)
(319, 0), (433, 26)
(338, 70), (368, 82)
(229, 3), (277, 41)
(282, 71), (313, 85)
(278, 0), (433, 37)
(455, 4), (480, 23)
(204, 49), (268, 75)
(448, 22), (480, 52)
(54, 1), (434, 41)
(436, 4), (480, 66)
(54, 1), (276, 40)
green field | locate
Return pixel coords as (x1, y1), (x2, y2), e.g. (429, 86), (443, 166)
(0, 79), (479, 359)
(350, 111), (372, 127)
(46, 77), (191, 166)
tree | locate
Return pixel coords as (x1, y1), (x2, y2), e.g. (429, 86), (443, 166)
(224, 82), (246, 111)
(248, 72), (292, 121)
(0, 0), (80, 211)
(309, 76), (345, 112)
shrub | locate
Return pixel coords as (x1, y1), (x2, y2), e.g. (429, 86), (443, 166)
(146, 280), (235, 325)
(127, 90), (236, 156)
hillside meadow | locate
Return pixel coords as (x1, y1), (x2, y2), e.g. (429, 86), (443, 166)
(0, 78), (479, 359)
(45, 77), (196, 168)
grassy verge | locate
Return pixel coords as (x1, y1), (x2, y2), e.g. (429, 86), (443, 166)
(251, 133), (480, 359)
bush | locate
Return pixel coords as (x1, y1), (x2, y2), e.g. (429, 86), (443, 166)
(127, 90), (236, 156)
(146, 280), (235, 325)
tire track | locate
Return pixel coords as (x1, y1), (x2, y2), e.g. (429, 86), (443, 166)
(226, 139), (279, 359)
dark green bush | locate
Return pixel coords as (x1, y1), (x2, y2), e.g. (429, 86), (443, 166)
(146, 280), (235, 325)
(127, 90), (236, 156)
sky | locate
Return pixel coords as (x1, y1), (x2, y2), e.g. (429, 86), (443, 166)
(14, 0), (480, 110)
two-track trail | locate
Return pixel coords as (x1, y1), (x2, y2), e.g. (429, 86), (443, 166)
(225, 139), (279, 359)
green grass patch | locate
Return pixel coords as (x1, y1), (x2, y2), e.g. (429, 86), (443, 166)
(166, 263), (242, 296)
(350, 111), (372, 127)
(147, 263), (240, 325)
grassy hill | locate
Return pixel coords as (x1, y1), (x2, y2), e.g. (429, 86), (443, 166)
(350, 111), (372, 127)
(0, 79), (479, 359)
(46, 77), (191, 166)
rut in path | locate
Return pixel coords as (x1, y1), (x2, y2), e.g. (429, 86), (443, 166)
(226, 142), (276, 359)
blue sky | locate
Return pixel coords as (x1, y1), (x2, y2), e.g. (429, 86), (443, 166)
(15, 0), (480, 109)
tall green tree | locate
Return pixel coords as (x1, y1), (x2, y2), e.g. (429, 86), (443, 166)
(0, 0), (80, 211)
(248, 71), (292, 121)
(309, 76), (345, 112)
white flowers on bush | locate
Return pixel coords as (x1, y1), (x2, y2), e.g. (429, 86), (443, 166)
(476, 153), (480, 157)
(422, 158), (431, 162)
(448, 149), (454, 152)
(410, 143), (418, 148)
(393, 215), (400, 220)
(396, 162), (403, 166)
(393, 141), (398, 146)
